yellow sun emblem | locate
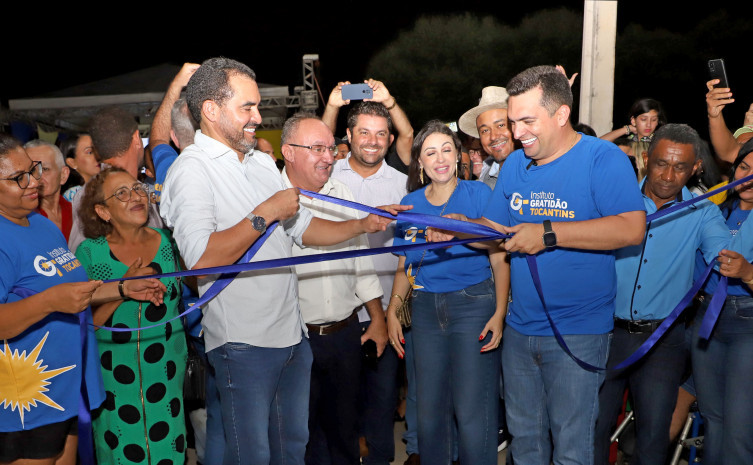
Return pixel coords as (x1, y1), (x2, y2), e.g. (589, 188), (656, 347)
(406, 264), (424, 290)
(0, 332), (75, 427)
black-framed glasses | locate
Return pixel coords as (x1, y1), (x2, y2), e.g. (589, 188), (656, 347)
(288, 143), (337, 154)
(0, 160), (43, 189)
(103, 183), (149, 203)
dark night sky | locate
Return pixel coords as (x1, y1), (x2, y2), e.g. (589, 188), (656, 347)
(2, 2), (752, 133)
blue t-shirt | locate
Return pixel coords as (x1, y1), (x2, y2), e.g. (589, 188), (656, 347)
(481, 135), (645, 336)
(0, 213), (104, 432)
(152, 143), (179, 205)
(703, 206), (753, 297)
(393, 180), (493, 293)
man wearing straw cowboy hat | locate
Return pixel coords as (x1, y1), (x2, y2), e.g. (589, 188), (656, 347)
(458, 86), (515, 189)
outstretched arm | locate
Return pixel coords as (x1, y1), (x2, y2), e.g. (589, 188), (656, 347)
(364, 79), (414, 166)
(322, 81), (351, 134)
(706, 79), (740, 163)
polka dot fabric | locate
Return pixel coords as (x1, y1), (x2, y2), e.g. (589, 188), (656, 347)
(77, 228), (187, 465)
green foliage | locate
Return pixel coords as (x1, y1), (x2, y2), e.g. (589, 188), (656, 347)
(366, 9), (583, 128)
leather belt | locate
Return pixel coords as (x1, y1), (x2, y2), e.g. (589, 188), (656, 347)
(614, 318), (663, 334)
(306, 309), (359, 336)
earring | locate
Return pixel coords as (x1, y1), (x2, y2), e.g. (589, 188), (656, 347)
(420, 167), (424, 184)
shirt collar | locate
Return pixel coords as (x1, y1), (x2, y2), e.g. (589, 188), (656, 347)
(281, 167), (334, 195)
(341, 153), (390, 179)
(639, 178), (694, 211)
(194, 130), (247, 161)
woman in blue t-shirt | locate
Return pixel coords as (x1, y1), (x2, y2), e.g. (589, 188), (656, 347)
(692, 139), (753, 465)
(0, 135), (165, 465)
(386, 121), (509, 465)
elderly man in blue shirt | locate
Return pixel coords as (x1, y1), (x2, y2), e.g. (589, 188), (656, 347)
(594, 123), (749, 465)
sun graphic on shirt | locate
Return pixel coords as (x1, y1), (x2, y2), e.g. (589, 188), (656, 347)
(406, 264), (424, 290)
(0, 332), (75, 427)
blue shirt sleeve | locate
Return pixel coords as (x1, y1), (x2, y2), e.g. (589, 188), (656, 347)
(589, 145), (645, 217)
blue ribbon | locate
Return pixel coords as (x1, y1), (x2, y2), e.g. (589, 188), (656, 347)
(10, 286), (95, 465)
(93, 177), (752, 368)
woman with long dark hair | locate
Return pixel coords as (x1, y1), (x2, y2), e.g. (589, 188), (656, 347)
(59, 133), (100, 201)
(601, 98), (667, 180)
(692, 138), (753, 465)
(386, 120), (509, 465)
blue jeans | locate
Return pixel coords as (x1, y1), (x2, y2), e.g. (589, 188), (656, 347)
(402, 328), (419, 455)
(207, 339), (313, 465)
(594, 322), (687, 465)
(692, 295), (753, 465)
(503, 326), (609, 465)
(411, 278), (500, 465)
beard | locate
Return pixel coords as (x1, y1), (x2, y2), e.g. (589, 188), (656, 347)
(218, 112), (257, 154)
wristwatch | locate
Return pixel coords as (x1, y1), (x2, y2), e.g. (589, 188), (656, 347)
(246, 212), (267, 235)
(542, 220), (557, 248)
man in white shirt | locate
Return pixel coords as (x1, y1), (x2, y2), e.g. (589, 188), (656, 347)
(281, 113), (385, 465)
(330, 101), (410, 464)
(160, 57), (401, 465)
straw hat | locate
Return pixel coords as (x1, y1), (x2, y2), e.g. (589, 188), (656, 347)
(457, 86), (509, 138)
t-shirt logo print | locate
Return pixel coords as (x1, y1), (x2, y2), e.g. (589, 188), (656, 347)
(510, 192), (526, 214)
(33, 255), (60, 277)
(0, 332), (76, 427)
(404, 226), (424, 242)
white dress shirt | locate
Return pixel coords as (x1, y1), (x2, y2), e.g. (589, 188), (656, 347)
(331, 155), (408, 317)
(160, 131), (313, 351)
(282, 169), (383, 324)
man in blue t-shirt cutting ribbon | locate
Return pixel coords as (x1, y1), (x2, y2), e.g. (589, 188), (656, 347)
(430, 65), (647, 465)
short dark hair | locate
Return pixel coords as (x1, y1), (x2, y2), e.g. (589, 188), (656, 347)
(186, 57), (256, 124)
(506, 65), (573, 115)
(281, 112), (320, 145)
(346, 101), (394, 134)
(0, 133), (22, 158)
(628, 98), (667, 126)
(407, 120), (462, 192)
(88, 106), (138, 161)
(648, 124), (702, 161)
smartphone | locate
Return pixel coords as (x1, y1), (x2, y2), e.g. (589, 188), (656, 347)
(341, 83), (373, 101)
(707, 58), (730, 88)
(362, 339), (378, 367)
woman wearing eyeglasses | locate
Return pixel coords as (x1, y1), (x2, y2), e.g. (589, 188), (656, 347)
(75, 167), (187, 465)
(0, 136), (165, 465)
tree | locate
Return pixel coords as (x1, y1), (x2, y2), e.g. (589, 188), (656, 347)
(365, 9), (583, 128)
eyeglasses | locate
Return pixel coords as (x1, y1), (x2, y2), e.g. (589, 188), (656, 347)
(0, 160), (43, 189)
(288, 144), (337, 154)
(103, 183), (149, 203)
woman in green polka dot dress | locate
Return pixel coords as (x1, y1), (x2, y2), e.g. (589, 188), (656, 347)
(76, 167), (187, 465)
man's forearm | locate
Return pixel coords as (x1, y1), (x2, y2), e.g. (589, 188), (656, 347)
(322, 104), (340, 134)
(553, 211), (646, 250)
(193, 219), (263, 269)
(364, 297), (384, 320)
(150, 78), (184, 148)
(302, 216), (366, 247)
(388, 99), (414, 166)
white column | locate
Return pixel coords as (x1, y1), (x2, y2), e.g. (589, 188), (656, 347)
(579, 1), (618, 137)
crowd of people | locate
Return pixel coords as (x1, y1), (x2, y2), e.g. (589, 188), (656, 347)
(2, 56), (753, 465)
